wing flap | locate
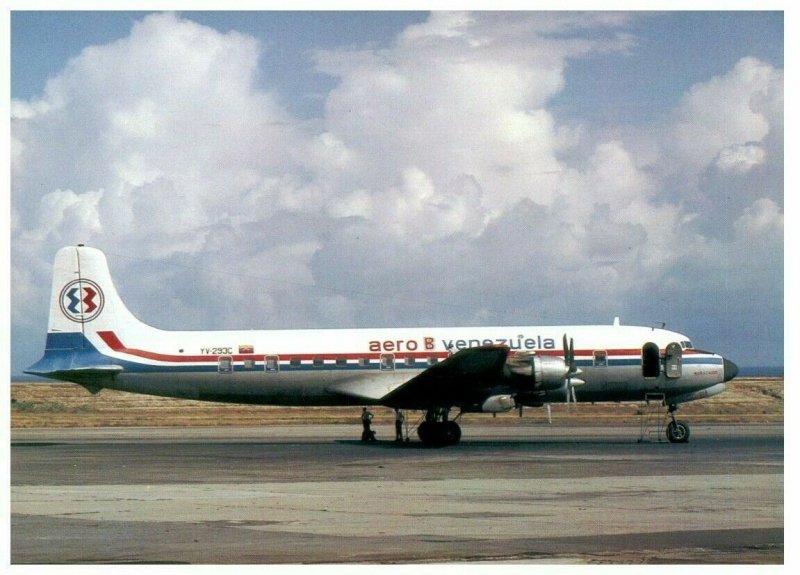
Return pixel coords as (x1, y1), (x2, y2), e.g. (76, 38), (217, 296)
(325, 378), (402, 402)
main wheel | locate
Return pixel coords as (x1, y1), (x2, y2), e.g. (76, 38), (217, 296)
(443, 421), (462, 446)
(418, 421), (462, 447)
(666, 419), (690, 443)
(417, 421), (433, 445)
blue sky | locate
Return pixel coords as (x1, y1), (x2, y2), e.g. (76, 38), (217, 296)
(12, 11), (783, 120)
(9, 10), (785, 374)
(11, 11), (431, 118)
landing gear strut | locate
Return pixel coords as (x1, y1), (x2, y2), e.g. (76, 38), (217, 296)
(417, 408), (462, 447)
(665, 404), (690, 443)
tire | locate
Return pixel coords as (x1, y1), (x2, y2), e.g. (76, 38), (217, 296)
(418, 421), (433, 445)
(418, 421), (461, 447)
(443, 421), (461, 446)
(666, 420), (690, 443)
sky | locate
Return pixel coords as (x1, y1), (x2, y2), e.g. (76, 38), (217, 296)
(8, 9), (785, 375)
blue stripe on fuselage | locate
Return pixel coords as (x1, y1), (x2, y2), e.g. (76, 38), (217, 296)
(28, 332), (723, 377)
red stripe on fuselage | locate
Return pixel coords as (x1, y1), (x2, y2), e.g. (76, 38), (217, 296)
(96, 331), (702, 365)
(98, 331), (211, 363)
(96, 331), (453, 364)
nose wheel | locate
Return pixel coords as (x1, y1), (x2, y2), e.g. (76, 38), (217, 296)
(666, 405), (690, 443)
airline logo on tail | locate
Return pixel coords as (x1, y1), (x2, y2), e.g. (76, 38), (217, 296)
(59, 279), (105, 323)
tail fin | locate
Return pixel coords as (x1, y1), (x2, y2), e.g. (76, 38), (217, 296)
(46, 244), (141, 334)
(25, 245), (142, 383)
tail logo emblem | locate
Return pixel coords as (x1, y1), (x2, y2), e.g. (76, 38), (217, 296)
(59, 279), (105, 323)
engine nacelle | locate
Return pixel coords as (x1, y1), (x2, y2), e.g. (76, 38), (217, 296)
(506, 353), (568, 390)
(481, 394), (516, 413)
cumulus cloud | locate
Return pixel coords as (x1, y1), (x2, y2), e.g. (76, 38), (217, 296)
(11, 12), (783, 372)
(735, 198), (783, 240)
(667, 57), (782, 175)
(13, 13), (308, 254)
(715, 143), (767, 173)
(314, 12), (637, 217)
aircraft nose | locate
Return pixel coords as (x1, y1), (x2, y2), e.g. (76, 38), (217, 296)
(723, 358), (739, 382)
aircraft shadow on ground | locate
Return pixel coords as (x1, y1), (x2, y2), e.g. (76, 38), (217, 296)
(334, 438), (654, 449)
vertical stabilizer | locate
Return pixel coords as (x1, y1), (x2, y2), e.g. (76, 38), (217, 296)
(26, 245), (146, 380)
(47, 245), (141, 335)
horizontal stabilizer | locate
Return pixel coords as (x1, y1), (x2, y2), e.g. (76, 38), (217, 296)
(24, 364), (124, 389)
(25, 364), (124, 376)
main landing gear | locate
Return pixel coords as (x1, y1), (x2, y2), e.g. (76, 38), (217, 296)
(417, 408), (462, 447)
(666, 404), (690, 443)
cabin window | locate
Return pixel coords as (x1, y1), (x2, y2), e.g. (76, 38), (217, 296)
(218, 355), (233, 374)
(313, 357), (324, 367)
(428, 356), (439, 366)
(405, 356), (416, 367)
(264, 355), (280, 373)
(593, 350), (608, 367)
(243, 359), (255, 369)
(642, 343), (660, 378)
(359, 357), (371, 367)
(380, 353), (395, 371)
(290, 358), (301, 368)
(336, 357), (348, 366)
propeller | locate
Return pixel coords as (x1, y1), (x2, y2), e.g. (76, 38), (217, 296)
(562, 334), (584, 404)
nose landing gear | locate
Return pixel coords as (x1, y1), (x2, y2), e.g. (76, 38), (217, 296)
(666, 404), (691, 443)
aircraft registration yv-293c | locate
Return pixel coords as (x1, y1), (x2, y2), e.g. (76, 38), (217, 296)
(27, 245), (739, 446)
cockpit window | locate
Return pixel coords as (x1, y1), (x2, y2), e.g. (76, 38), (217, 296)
(681, 340), (694, 349)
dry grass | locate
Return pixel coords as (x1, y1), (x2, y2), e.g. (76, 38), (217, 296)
(10, 378), (783, 429)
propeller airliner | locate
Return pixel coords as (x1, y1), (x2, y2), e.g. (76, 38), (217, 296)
(26, 245), (738, 446)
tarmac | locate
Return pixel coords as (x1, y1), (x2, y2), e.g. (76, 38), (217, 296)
(10, 423), (784, 564)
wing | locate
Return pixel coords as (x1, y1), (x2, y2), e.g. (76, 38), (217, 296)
(380, 345), (511, 410)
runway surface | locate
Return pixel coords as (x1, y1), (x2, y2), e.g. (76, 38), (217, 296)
(11, 423), (783, 564)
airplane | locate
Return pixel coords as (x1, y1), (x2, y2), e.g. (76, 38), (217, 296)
(26, 245), (739, 446)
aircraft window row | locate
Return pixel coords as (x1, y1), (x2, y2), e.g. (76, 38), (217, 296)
(218, 354), (439, 373)
(680, 340), (694, 349)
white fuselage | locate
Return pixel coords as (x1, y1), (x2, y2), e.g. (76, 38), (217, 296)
(27, 246), (735, 413)
(86, 323), (727, 406)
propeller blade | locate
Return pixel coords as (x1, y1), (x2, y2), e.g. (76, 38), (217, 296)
(569, 337), (575, 371)
(546, 402), (552, 424)
(563, 333), (576, 373)
(562, 333), (579, 406)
